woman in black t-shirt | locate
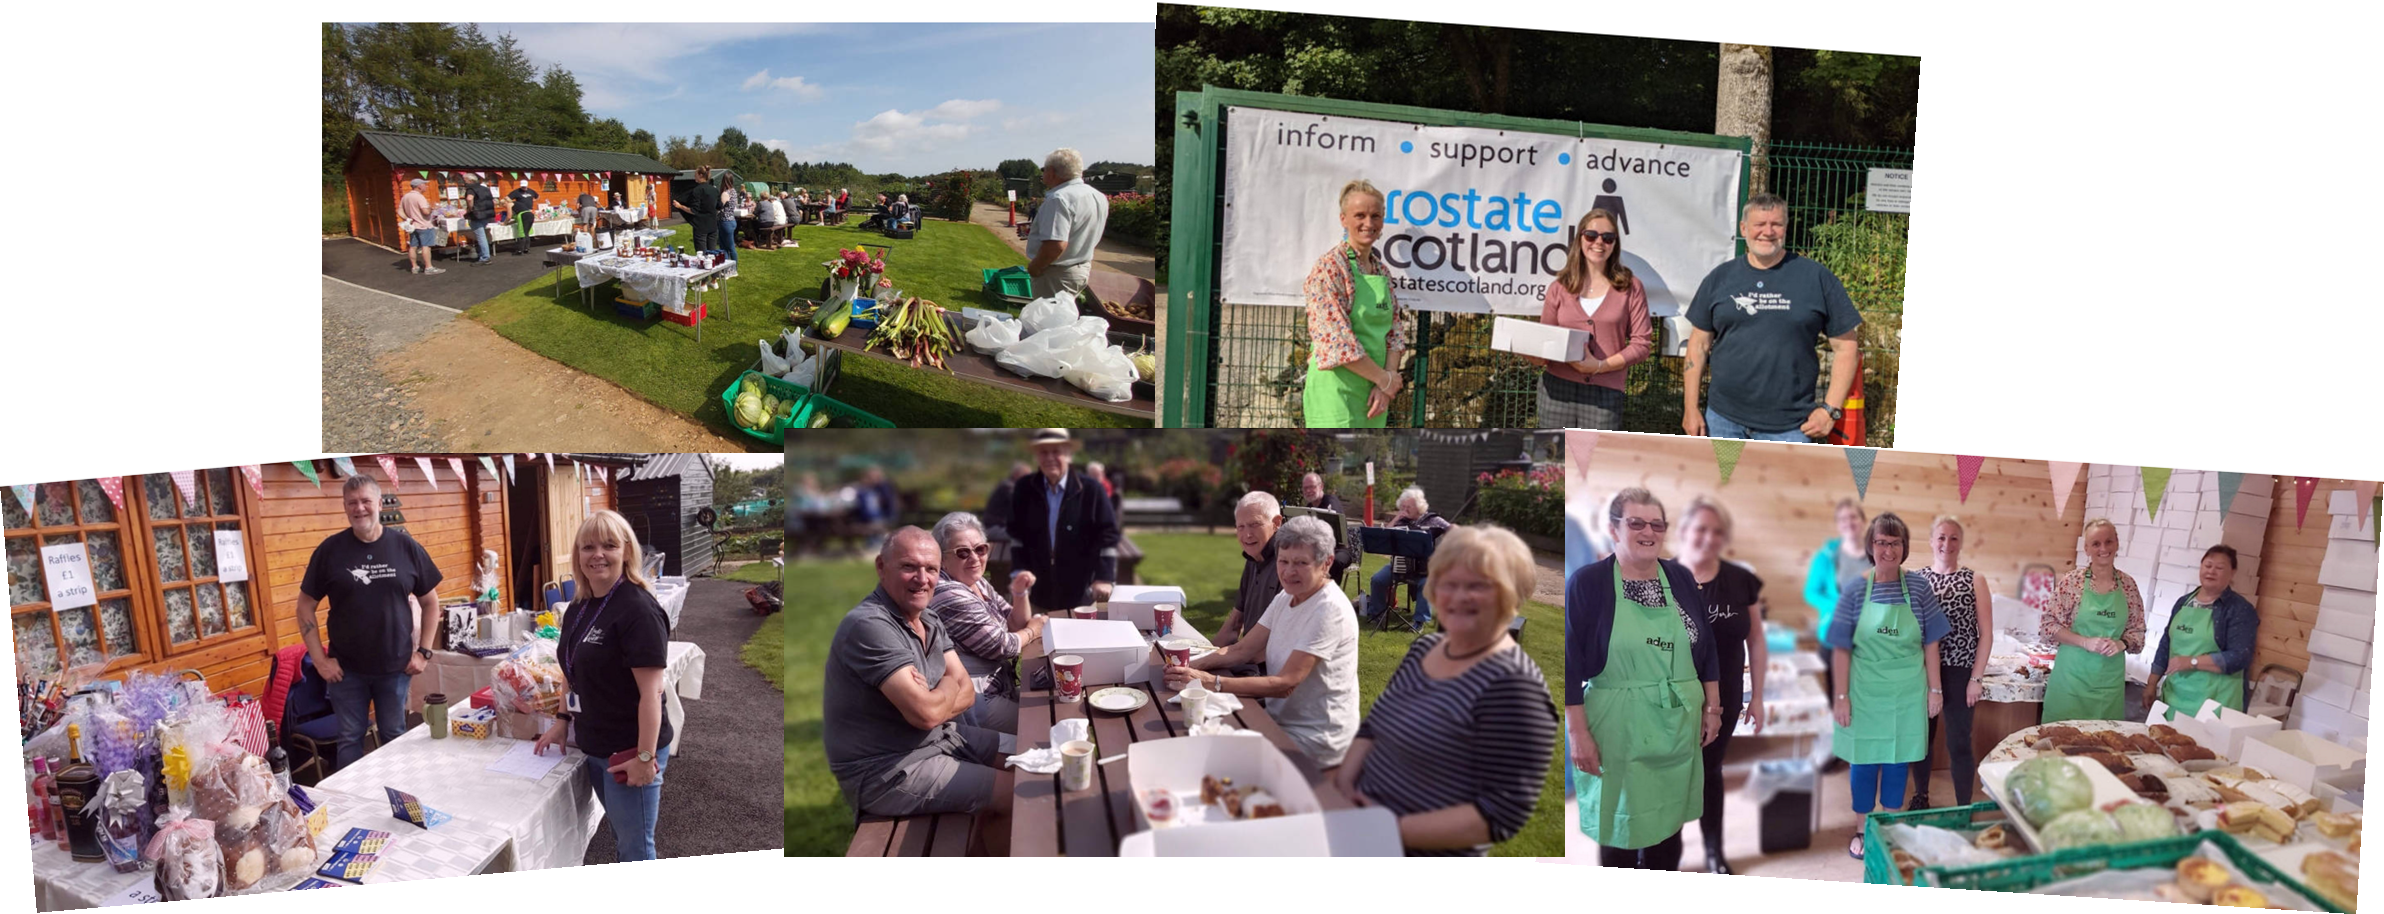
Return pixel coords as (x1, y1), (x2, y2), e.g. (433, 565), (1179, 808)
(1676, 495), (1767, 875)
(534, 510), (674, 861)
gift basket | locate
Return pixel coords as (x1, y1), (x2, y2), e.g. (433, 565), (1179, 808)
(492, 638), (567, 714)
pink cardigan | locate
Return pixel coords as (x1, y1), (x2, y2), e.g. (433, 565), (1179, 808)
(1538, 275), (1652, 390)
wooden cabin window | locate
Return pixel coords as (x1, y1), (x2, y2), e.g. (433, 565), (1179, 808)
(5, 481), (146, 676)
(543, 180), (558, 193)
(139, 471), (258, 651)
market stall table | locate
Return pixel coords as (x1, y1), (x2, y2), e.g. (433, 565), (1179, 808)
(806, 323), (1155, 420)
(570, 252), (737, 341)
(319, 724), (599, 871)
(485, 218), (577, 244)
(406, 641), (707, 754)
(544, 247), (597, 300)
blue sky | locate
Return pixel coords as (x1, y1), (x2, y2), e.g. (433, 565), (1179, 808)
(479, 22), (1154, 174)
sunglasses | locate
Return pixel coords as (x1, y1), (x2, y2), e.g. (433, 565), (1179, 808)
(1621, 518), (1669, 533)
(1580, 231), (1619, 246)
(946, 544), (991, 559)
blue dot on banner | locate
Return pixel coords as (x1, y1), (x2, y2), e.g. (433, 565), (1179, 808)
(1400, 141), (1413, 154)
(1558, 153), (1571, 165)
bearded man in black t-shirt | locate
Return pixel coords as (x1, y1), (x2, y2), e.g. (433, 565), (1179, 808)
(295, 474), (445, 767)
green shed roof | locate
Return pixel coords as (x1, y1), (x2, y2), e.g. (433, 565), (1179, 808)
(354, 130), (677, 176)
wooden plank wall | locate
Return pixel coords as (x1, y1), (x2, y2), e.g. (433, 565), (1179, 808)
(1571, 435), (2086, 631)
(2247, 476), (2349, 676)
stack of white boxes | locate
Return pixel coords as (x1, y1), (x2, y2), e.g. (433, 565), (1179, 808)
(2292, 488), (2379, 746)
(2079, 468), (2274, 680)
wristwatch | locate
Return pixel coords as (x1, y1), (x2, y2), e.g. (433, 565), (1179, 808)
(1824, 404), (1845, 421)
(416, 647), (434, 660)
(636, 749), (656, 764)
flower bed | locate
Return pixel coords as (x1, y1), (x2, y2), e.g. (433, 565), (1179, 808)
(1475, 465), (1563, 538)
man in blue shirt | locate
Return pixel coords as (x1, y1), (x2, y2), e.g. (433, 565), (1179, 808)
(1681, 193), (1864, 442)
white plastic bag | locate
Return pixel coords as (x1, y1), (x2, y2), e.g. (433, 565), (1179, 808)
(995, 324), (1094, 378)
(784, 355), (818, 390)
(1062, 343), (1138, 402)
(1019, 293), (1076, 336)
(758, 339), (792, 376)
(966, 316), (1023, 353)
(1070, 314), (1111, 340)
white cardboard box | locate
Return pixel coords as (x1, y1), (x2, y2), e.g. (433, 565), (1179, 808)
(2306, 630), (2370, 665)
(1128, 735), (1323, 832)
(2312, 605), (2376, 641)
(1105, 585), (1187, 631)
(1489, 317), (1589, 363)
(2292, 697), (2371, 746)
(1045, 618), (1154, 687)
(2318, 540), (2381, 592)
(2193, 703), (2283, 759)
(1117, 807), (1401, 856)
(2147, 702), (2227, 753)
(2301, 673), (2358, 715)
(2238, 730), (2365, 792)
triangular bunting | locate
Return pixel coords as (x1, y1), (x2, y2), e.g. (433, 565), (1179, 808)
(94, 478), (126, 513)
(447, 458), (469, 486)
(1954, 455), (1987, 503)
(2294, 477), (2319, 529)
(45, 482), (69, 512)
(479, 456), (499, 483)
(9, 484), (35, 516)
(292, 460), (322, 488)
(1843, 448), (1877, 500)
(502, 454), (516, 485)
(2216, 471), (2244, 515)
(2354, 479), (2377, 529)
(238, 466), (263, 497)
(169, 470), (199, 509)
(332, 456), (358, 478)
(2140, 467), (2173, 521)
(415, 457), (441, 490)
(1712, 440), (1746, 486)
(543, 453), (554, 473)
(376, 455), (402, 489)
(2047, 461), (2085, 518)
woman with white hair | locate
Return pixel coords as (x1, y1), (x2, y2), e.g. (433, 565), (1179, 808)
(924, 512), (1041, 733)
(1360, 486), (1452, 631)
(1166, 515), (1361, 766)
(2038, 517), (2144, 723)
(533, 510), (675, 861)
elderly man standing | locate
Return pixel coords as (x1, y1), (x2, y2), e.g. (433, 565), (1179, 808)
(1005, 428), (1121, 611)
(1214, 491), (1287, 649)
(825, 527), (1011, 826)
(293, 474), (444, 767)
(398, 179), (445, 276)
(1024, 148), (1110, 301)
(1681, 192), (1864, 442)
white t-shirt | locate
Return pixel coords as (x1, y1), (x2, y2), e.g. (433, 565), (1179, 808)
(1256, 584), (1360, 767)
(1027, 178), (1111, 269)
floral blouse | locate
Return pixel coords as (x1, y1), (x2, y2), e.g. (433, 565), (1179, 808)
(2040, 566), (2147, 652)
(1303, 245), (1410, 372)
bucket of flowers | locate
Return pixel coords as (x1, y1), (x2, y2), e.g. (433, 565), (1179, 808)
(822, 248), (887, 303)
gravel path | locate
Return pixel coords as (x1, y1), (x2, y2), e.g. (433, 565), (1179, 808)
(321, 280), (443, 452)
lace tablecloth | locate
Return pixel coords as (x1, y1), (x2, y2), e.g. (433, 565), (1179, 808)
(319, 726), (598, 872)
(484, 218), (577, 243)
(572, 253), (736, 308)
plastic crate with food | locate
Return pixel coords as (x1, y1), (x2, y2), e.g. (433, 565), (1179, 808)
(718, 370), (809, 444)
(789, 392), (894, 429)
(1918, 831), (2343, 911)
(1863, 802), (2010, 885)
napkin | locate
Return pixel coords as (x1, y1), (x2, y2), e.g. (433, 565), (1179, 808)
(1188, 719), (1250, 737)
(1005, 719), (1093, 774)
(1168, 691), (1246, 714)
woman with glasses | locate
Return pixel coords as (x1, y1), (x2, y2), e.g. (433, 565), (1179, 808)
(1565, 487), (1721, 870)
(924, 511), (1043, 733)
(1827, 512), (1949, 860)
(1526, 209), (1652, 429)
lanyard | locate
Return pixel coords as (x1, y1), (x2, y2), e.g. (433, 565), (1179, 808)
(562, 584), (623, 681)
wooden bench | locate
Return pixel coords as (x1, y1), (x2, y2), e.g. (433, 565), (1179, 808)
(846, 813), (976, 856)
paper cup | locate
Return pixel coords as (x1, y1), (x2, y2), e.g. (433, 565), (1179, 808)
(1179, 682), (1211, 729)
(1053, 655), (1086, 703)
(1071, 605), (1099, 620)
(1158, 639), (1193, 668)
(1153, 604), (1177, 636)
(1060, 740), (1096, 792)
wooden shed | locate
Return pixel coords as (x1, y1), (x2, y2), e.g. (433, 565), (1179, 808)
(342, 130), (678, 252)
(5, 453), (637, 701)
(615, 453), (716, 579)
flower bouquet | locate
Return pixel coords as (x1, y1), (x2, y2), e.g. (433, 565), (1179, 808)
(824, 248), (886, 303)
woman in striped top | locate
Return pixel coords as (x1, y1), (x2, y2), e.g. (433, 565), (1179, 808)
(1335, 525), (1558, 856)
(925, 512), (1043, 734)
(1826, 512), (1949, 859)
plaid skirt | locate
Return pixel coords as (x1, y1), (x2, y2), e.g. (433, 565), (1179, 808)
(1537, 372), (1624, 430)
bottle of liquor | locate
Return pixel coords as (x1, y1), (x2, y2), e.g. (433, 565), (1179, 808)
(265, 722), (291, 795)
(56, 724), (104, 862)
(29, 759), (55, 843)
(40, 757), (66, 851)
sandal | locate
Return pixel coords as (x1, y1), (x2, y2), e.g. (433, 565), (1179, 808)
(1848, 835), (1865, 860)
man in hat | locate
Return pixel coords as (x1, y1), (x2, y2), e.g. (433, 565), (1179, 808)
(398, 179), (444, 275)
(462, 173), (497, 265)
(1004, 429), (1120, 611)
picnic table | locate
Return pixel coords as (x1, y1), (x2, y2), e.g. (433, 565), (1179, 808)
(320, 724), (600, 871)
(1008, 614), (1350, 856)
(804, 323), (1155, 420)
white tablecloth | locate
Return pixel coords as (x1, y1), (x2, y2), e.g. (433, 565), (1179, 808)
(319, 726), (598, 872)
(484, 218), (576, 243)
(652, 579), (690, 629)
(571, 253), (736, 308)
(405, 642), (705, 753)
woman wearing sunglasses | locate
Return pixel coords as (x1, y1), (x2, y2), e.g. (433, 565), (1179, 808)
(925, 511), (1044, 733)
(1526, 209), (1651, 429)
(1565, 487), (1721, 870)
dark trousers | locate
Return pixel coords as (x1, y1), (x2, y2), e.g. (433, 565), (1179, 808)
(326, 671), (410, 768)
(1913, 664), (1980, 806)
(1700, 699), (1741, 852)
(690, 219), (721, 252)
(1600, 831), (1684, 870)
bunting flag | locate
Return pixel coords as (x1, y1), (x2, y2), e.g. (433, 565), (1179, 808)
(415, 457), (441, 490)
(1956, 455), (1987, 503)
(375, 455), (403, 489)
(501, 454), (516, 485)
(543, 453), (554, 473)
(2353, 479), (2377, 529)
(2217, 471), (2245, 516)
(448, 458), (469, 486)
(332, 456), (358, 478)
(46, 482), (69, 511)
(479, 456), (500, 483)
(2294, 477), (2319, 529)
(1712, 440), (1746, 486)
(1843, 448), (1878, 500)
(1564, 431), (1596, 486)
(292, 460), (322, 488)
(94, 477), (126, 512)
(169, 470), (199, 509)
(2140, 467), (2173, 521)
(238, 466), (263, 497)
(2047, 461), (2085, 518)
(8, 484), (34, 516)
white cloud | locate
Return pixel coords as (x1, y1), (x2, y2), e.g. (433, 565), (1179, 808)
(843, 99), (1004, 154)
(741, 69), (824, 100)
(498, 23), (818, 88)
(929, 98), (1001, 120)
(1001, 111), (1071, 133)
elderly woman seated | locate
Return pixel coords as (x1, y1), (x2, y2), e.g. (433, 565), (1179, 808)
(1163, 515), (1361, 767)
(1360, 485), (1453, 631)
(1335, 524), (1558, 855)
(924, 511), (1043, 734)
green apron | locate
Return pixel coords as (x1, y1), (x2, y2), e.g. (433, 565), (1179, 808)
(2158, 599), (2242, 720)
(1834, 578), (1929, 764)
(2041, 577), (2128, 723)
(1575, 566), (1704, 849)
(1304, 248), (1393, 429)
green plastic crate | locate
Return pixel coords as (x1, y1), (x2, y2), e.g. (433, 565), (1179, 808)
(1917, 830), (2341, 910)
(1864, 802), (2007, 885)
(981, 265), (1032, 303)
(718, 370), (808, 445)
(789, 392), (895, 429)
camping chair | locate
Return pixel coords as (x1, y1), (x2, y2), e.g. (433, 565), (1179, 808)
(281, 654), (347, 784)
(1359, 525), (1435, 634)
(542, 581), (564, 612)
(560, 579), (577, 604)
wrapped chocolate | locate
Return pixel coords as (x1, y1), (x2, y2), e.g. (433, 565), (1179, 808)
(492, 638), (567, 714)
(99, 770), (148, 874)
(145, 817), (223, 902)
(187, 745), (275, 826)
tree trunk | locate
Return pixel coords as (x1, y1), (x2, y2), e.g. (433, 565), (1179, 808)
(1715, 44), (1773, 195)
(1444, 25), (1514, 115)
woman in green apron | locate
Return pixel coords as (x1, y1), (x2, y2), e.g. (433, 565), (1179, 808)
(2039, 519), (2146, 724)
(1302, 180), (1409, 428)
(1564, 487), (1722, 870)
(2149, 545), (2259, 719)
(1826, 512), (1949, 860)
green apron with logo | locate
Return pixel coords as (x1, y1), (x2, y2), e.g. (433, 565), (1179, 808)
(1575, 566), (1704, 849)
(1834, 578), (1929, 764)
(2158, 599), (2242, 720)
(1304, 248), (1393, 429)
(2041, 577), (2128, 723)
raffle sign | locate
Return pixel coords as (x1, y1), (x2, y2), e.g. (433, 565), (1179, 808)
(40, 542), (96, 610)
(214, 530), (248, 583)
(1220, 107), (1743, 316)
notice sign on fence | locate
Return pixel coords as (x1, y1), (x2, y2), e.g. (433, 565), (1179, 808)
(214, 530), (248, 583)
(1865, 168), (1913, 214)
(40, 542), (96, 610)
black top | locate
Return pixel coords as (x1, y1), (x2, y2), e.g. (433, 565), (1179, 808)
(1233, 539), (1284, 639)
(1563, 556), (1718, 706)
(299, 529), (443, 675)
(1353, 635), (1558, 856)
(1691, 562), (1765, 708)
(1004, 470), (1121, 610)
(464, 184), (497, 224)
(983, 479), (1016, 530)
(676, 183), (720, 220)
(1308, 493), (1347, 516)
(506, 186), (539, 219)
(557, 582), (674, 759)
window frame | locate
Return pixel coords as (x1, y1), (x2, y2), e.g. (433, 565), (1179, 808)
(140, 470), (265, 654)
(6, 481), (155, 675)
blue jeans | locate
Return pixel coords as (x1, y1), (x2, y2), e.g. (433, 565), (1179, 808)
(1704, 407), (1810, 442)
(584, 742), (671, 861)
(470, 225), (491, 261)
(1848, 762), (1910, 815)
(719, 216), (738, 261)
(326, 671), (411, 768)
(1362, 565), (1430, 626)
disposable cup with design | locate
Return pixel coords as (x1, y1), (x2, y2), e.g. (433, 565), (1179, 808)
(1053, 654), (1086, 703)
(1158, 639), (1193, 668)
(1071, 604), (1100, 620)
(1152, 604), (1177, 636)
(1179, 681), (1212, 729)
(1060, 739), (1096, 792)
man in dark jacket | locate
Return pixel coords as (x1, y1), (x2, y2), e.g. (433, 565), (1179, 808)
(1360, 485), (1455, 630)
(1005, 429), (1120, 610)
(1299, 472), (1347, 516)
(462, 173), (497, 265)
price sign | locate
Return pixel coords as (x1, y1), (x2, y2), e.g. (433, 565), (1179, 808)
(214, 530), (249, 583)
(40, 542), (96, 610)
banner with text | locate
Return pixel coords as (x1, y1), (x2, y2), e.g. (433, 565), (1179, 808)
(1221, 106), (1743, 316)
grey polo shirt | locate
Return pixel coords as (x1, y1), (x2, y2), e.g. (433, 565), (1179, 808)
(823, 586), (971, 801)
(1028, 178), (1109, 269)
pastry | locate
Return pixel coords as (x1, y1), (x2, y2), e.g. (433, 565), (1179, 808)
(2311, 810), (2362, 840)
(1891, 847), (1925, 885)
(1242, 787), (1285, 819)
(2125, 733), (2167, 755)
(2153, 732), (2200, 748)
(2092, 731), (2135, 753)
(2165, 743), (2218, 762)
(2256, 780), (2320, 818)
(1974, 824), (2012, 851)
(2301, 849), (2359, 912)
(2127, 773), (2171, 797)
(1199, 775), (1230, 807)
(2210, 885), (2269, 907)
(2216, 802), (2296, 843)
(2080, 750), (2135, 775)
(2206, 765), (2271, 783)
(2176, 856), (2233, 902)
(2038, 725), (2086, 743)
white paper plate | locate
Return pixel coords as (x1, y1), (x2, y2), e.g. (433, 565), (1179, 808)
(1090, 687), (1149, 713)
(1978, 756), (2147, 853)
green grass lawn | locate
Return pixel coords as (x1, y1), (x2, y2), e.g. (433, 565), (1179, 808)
(719, 559), (780, 583)
(467, 218), (1148, 433)
(782, 531), (1565, 857)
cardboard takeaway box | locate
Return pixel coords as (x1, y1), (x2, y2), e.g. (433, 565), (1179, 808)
(1122, 735), (1404, 857)
(1118, 807), (1401, 856)
(1489, 317), (1589, 363)
(1044, 618), (1154, 687)
(2238, 730), (2366, 793)
(1105, 585), (1186, 631)
(2195, 701), (2283, 760)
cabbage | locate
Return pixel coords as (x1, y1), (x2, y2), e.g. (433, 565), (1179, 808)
(2036, 809), (2122, 851)
(2006, 756), (2095, 827)
(2111, 801), (2178, 842)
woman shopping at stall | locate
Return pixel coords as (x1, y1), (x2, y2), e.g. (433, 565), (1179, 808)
(2148, 545), (2261, 719)
(534, 510), (675, 862)
(1300, 179), (1411, 428)
(1827, 511), (1948, 860)
(1674, 495), (1766, 874)
(1526, 210), (1652, 429)
(1909, 515), (1993, 810)
(1565, 488), (1721, 870)
(2038, 518), (2145, 724)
